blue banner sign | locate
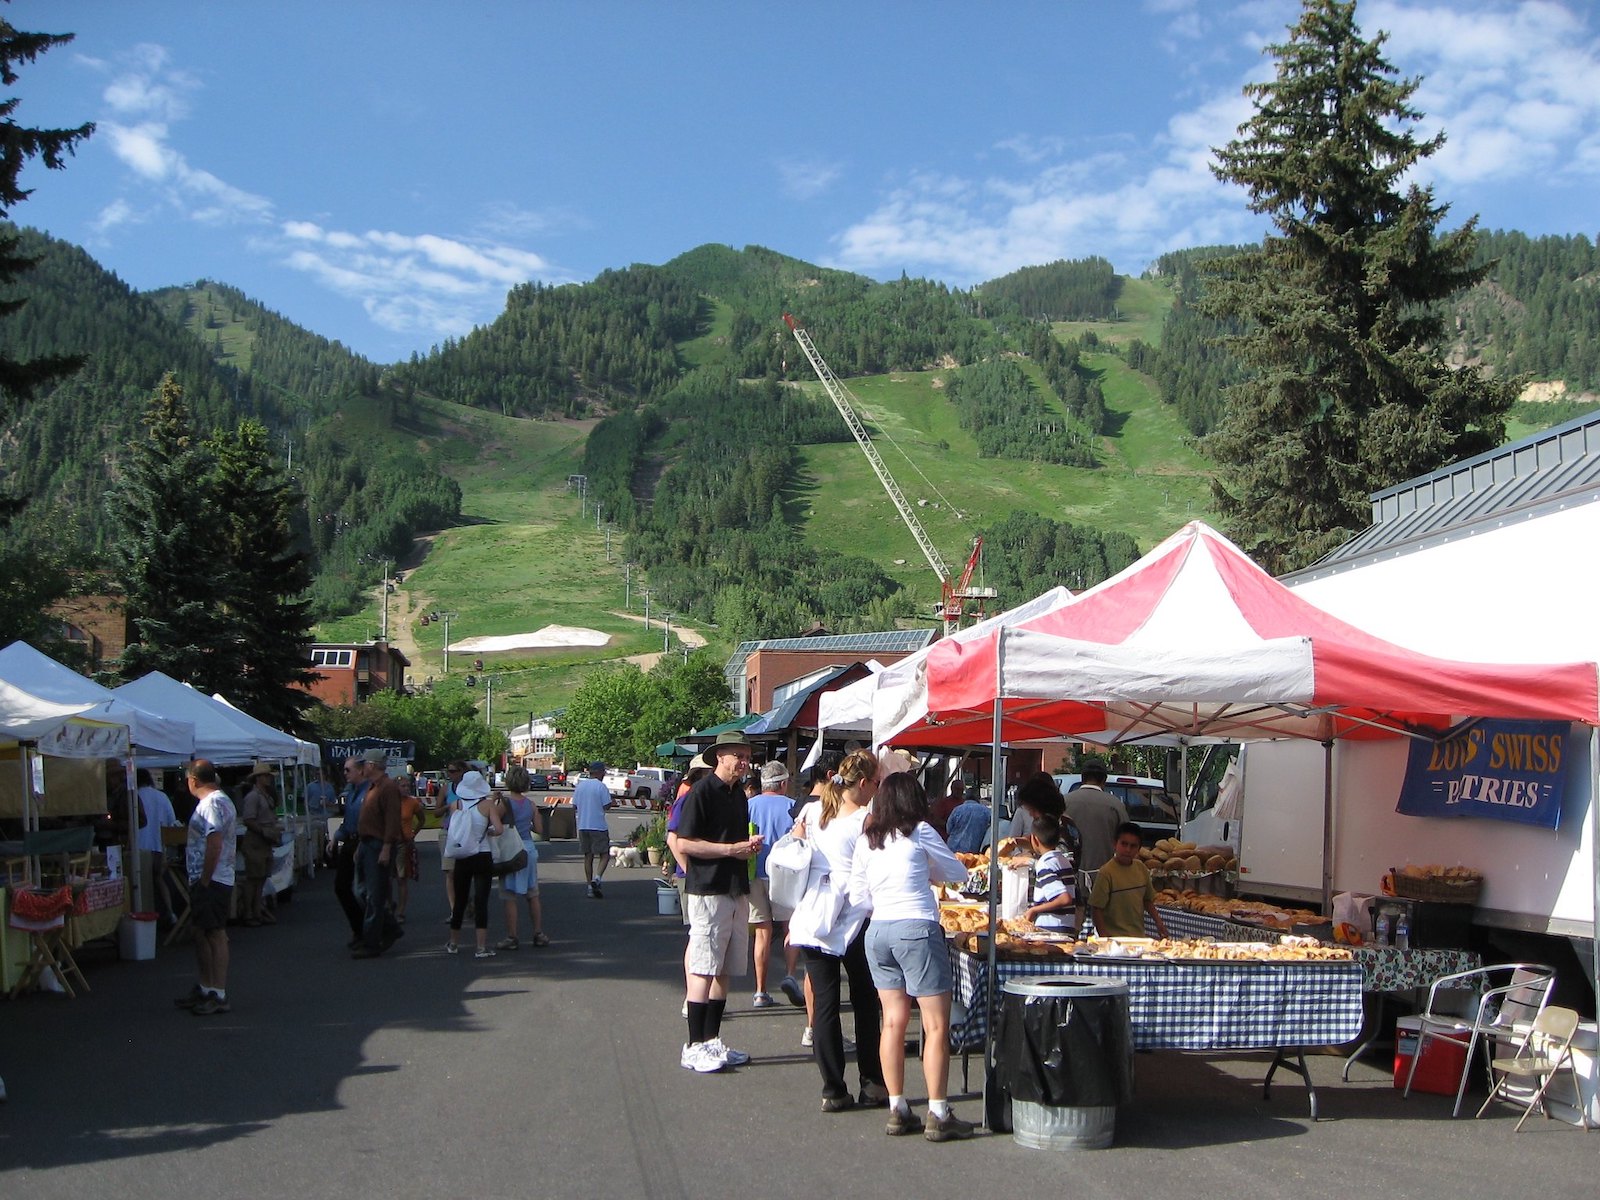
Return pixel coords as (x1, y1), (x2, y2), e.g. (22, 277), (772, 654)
(1396, 719), (1570, 830)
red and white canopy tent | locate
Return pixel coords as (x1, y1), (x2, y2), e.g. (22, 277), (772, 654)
(890, 522), (1600, 984)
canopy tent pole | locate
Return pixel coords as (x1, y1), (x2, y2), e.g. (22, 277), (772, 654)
(1321, 740), (1335, 917)
(982, 699), (1003, 1126)
(1591, 726), (1598, 1003)
(125, 752), (144, 911)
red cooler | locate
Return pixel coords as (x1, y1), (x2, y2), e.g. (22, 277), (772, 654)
(1394, 1015), (1470, 1094)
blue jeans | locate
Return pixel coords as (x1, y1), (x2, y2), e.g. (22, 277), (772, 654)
(355, 837), (399, 951)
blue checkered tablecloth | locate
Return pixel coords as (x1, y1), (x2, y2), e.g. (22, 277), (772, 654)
(1143, 908), (1479, 992)
(951, 948), (1364, 1052)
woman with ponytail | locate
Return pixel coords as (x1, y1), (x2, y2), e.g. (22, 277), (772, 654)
(789, 748), (888, 1112)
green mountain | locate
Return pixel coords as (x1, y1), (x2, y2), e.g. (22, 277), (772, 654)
(5, 229), (1596, 698)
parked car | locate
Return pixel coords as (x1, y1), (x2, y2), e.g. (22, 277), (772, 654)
(528, 772), (551, 791)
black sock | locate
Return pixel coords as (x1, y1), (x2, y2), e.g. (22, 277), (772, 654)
(687, 1001), (709, 1045)
(705, 998), (727, 1041)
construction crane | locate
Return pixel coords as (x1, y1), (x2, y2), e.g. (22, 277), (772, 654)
(783, 313), (997, 635)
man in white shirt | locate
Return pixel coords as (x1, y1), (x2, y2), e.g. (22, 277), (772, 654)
(135, 768), (179, 921)
(177, 759), (238, 1016)
(572, 761), (616, 898)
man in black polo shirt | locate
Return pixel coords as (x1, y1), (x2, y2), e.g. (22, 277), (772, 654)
(672, 731), (762, 1072)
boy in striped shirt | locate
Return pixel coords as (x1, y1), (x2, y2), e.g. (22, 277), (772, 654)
(1025, 813), (1077, 933)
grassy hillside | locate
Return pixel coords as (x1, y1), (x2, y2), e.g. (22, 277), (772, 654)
(790, 349), (1216, 603)
(313, 393), (723, 723)
(1050, 276), (1175, 347)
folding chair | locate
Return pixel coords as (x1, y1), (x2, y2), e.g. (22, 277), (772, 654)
(1477, 1006), (1592, 1131)
(1403, 963), (1556, 1116)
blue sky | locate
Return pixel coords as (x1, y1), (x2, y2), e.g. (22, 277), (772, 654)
(7, 0), (1599, 364)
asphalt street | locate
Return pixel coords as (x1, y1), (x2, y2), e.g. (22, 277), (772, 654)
(1, 818), (1593, 1199)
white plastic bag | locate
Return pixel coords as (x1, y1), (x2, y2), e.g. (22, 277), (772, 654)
(766, 834), (814, 911)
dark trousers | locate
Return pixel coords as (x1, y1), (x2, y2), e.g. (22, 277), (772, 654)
(333, 837), (362, 937)
(356, 837), (401, 951)
(450, 853), (493, 931)
(804, 926), (884, 1100)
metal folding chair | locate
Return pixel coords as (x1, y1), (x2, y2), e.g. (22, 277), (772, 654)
(1477, 1005), (1592, 1131)
(1403, 963), (1556, 1117)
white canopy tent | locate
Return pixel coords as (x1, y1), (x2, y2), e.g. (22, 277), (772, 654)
(113, 672), (300, 766)
(0, 642), (194, 759)
(210, 694), (318, 767)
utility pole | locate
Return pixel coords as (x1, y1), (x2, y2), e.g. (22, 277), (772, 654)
(624, 562), (635, 609)
(605, 524), (613, 561)
(433, 611), (459, 674)
(663, 613), (672, 655)
(642, 590), (652, 631)
(380, 560), (391, 641)
(485, 675), (493, 728)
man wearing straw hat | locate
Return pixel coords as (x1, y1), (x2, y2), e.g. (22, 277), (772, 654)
(673, 731), (761, 1072)
(238, 762), (281, 927)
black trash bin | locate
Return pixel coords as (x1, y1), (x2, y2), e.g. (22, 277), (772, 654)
(994, 976), (1133, 1150)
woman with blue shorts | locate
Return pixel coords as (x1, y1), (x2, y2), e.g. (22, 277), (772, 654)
(847, 772), (973, 1142)
(496, 766), (549, 950)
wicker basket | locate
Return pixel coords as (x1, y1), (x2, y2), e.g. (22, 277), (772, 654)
(1391, 873), (1482, 905)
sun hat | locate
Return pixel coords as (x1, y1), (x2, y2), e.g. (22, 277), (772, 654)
(456, 770), (492, 800)
(247, 761), (277, 778)
(760, 760), (789, 788)
(708, 731), (752, 758)
(362, 748), (388, 765)
(687, 753), (711, 771)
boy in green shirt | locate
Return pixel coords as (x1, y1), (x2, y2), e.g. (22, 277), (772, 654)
(1088, 822), (1170, 939)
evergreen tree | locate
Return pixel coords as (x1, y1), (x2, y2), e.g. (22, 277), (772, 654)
(206, 418), (317, 732)
(1201, 0), (1515, 572)
(110, 374), (246, 691)
(0, 18), (93, 424)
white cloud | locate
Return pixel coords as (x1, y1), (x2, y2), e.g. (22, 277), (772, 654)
(92, 46), (274, 227)
(90, 198), (138, 235)
(829, 87), (1258, 283)
(829, 1), (1600, 284)
(277, 221), (569, 340)
(1369, 0), (1600, 186)
(776, 155), (843, 201)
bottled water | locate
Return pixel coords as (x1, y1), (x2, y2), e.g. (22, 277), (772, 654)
(1375, 911), (1391, 947)
(1394, 914), (1410, 951)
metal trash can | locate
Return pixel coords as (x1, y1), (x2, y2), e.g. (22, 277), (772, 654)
(995, 976), (1133, 1150)
(539, 804), (576, 841)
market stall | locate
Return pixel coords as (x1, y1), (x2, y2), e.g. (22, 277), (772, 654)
(1, 680), (131, 995)
(0, 641), (197, 910)
(114, 672), (316, 897)
(895, 522), (1600, 1124)
(949, 944), (1364, 1118)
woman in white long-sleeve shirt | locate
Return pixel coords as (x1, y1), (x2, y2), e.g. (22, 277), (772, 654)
(791, 748), (887, 1112)
(847, 772), (974, 1142)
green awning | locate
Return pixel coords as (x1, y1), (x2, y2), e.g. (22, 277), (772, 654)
(678, 713), (761, 744)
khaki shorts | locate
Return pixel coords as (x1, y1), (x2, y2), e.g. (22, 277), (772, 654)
(578, 829), (610, 857)
(685, 893), (749, 978)
(746, 877), (792, 925)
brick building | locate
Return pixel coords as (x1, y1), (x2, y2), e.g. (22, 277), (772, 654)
(302, 640), (409, 706)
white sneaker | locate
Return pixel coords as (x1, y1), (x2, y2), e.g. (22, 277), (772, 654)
(703, 1036), (750, 1067)
(800, 1026), (814, 1047)
(679, 1042), (724, 1073)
